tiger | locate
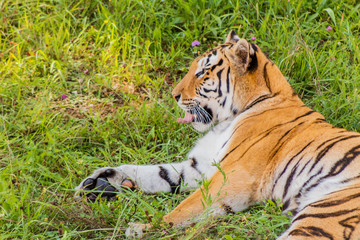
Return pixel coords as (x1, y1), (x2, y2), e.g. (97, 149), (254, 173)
(75, 30), (360, 239)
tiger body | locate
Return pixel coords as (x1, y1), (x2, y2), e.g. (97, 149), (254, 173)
(76, 31), (360, 239)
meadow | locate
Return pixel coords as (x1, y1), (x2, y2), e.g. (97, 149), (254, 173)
(1, 0), (360, 239)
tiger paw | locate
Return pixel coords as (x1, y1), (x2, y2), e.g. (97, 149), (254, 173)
(75, 167), (137, 201)
(125, 223), (151, 239)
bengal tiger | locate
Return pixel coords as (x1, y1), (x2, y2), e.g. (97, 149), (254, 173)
(75, 30), (360, 239)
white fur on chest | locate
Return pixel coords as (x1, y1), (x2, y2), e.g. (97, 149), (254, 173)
(187, 121), (234, 179)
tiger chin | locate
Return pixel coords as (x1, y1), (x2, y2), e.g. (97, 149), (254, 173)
(76, 31), (360, 239)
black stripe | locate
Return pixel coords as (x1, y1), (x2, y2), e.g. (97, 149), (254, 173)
(289, 226), (334, 240)
(270, 121), (306, 160)
(310, 192), (360, 208)
(296, 167), (323, 198)
(196, 69), (205, 78)
(282, 199), (290, 212)
(309, 135), (360, 172)
(339, 215), (360, 239)
(205, 55), (211, 66)
(159, 166), (182, 194)
(293, 208), (358, 223)
(220, 97), (227, 107)
(313, 118), (327, 124)
(199, 92), (209, 98)
(221, 139), (229, 149)
(296, 158), (312, 177)
(289, 229), (312, 237)
(226, 67), (230, 93)
(190, 158), (202, 175)
(341, 174), (360, 184)
(203, 88), (217, 93)
(274, 141), (312, 187)
(218, 59), (224, 66)
(217, 68), (224, 97)
(294, 110), (315, 121)
(290, 208), (298, 216)
(263, 62), (271, 92)
(211, 59), (223, 71)
(304, 144), (360, 195)
(282, 161), (301, 199)
(326, 144), (360, 177)
(315, 135), (346, 151)
(242, 93), (278, 113)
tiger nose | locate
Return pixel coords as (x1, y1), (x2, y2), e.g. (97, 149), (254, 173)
(173, 94), (181, 102)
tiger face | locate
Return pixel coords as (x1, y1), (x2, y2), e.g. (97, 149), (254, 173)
(172, 31), (271, 132)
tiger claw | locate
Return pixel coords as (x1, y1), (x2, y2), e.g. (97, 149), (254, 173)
(82, 177), (118, 201)
(75, 167), (138, 201)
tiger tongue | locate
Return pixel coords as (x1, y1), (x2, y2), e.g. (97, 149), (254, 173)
(176, 112), (194, 124)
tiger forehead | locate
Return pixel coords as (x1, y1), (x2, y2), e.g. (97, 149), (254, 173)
(194, 52), (221, 79)
(192, 44), (233, 79)
(196, 44), (230, 62)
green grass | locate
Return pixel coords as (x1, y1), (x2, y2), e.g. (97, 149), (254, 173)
(1, 0), (360, 239)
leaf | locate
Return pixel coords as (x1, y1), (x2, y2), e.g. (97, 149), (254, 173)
(224, 235), (234, 240)
(324, 8), (336, 26)
(317, 0), (328, 11)
(211, 14), (222, 27)
(153, 27), (162, 41)
(307, 13), (319, 22)
(172, 17), (185, 25)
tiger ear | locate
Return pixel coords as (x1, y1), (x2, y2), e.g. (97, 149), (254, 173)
(228, 39), (255, 73)
(225, 30), (240, 43)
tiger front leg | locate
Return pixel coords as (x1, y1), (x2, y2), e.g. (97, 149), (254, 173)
(75, 159), (207, 201)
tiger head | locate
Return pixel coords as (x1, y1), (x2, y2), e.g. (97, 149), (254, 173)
(172, 30), (296, 132)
